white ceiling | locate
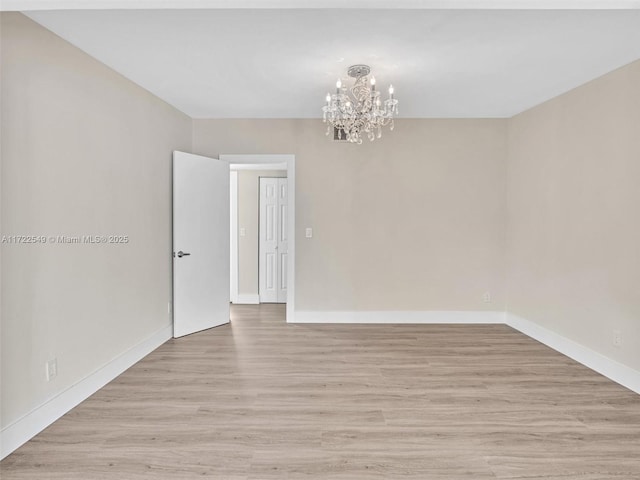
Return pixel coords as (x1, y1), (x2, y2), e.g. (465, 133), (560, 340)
(21, 7), (640, 118)
(7, 0), (640, 9)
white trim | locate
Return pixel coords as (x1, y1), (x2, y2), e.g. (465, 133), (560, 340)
(506, 313), (640, 395)
(286, 159), (295, 322)
(230, 163), (287, 171)
(222, 154), (293, 164)
(293, 310), (505, 324)
(4, 1), (640, 11)
(0, 324), (172, 460)
(235, 294), (260, 304)
(229, 171), (238, 304)
(220, 154), (295, 322)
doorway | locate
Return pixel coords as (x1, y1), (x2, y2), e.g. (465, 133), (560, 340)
(224, 155), (295, 322)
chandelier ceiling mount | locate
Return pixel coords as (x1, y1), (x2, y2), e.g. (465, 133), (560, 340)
(347, 64), (371, 78)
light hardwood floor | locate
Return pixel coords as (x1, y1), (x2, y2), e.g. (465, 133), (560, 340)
(2, 304), (639, 479)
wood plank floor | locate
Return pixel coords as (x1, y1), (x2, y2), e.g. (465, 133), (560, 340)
(2, 304), (639, 479)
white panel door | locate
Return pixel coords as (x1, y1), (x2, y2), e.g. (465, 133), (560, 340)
(173, 151), (229, 338)
(259, 177), (287, 303)
(259, 178), (278, 303)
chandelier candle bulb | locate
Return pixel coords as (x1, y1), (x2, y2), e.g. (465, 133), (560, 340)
(389, 84), (394, 98)
(370, 76), (376, 90)
(336, 79), (342, 93)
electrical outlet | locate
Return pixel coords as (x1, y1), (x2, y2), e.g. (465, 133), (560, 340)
(305, 228), (313, 238)
(483, 292), (491, 303)
(46, 358), (58, 381)
(613, 330), (622, 347)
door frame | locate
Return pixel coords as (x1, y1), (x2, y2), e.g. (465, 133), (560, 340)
(223, 154), (295, 322)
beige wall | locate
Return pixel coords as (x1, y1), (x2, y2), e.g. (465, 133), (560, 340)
(0, 13), (191, 429)
(237, 170), (287, 297)
(506, 60), (640, 371)
(194, 119), (508, 311)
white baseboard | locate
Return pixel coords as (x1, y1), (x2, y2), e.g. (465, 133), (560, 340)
(506, 313), (640, 395)
(0, 323), (172, 460)
(293, 310), (505, 324)
(234, 294), (260, 305)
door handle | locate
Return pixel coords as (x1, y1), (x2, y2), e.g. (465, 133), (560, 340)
(177, 251), (191, 258)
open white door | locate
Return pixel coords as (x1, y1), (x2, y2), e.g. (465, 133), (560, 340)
(173, 151), (229, 338)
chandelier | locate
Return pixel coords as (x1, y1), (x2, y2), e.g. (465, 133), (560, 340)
(322, 64), (398, 144)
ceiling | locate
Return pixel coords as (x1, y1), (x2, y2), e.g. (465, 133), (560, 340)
(19, 6), (640, 118)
